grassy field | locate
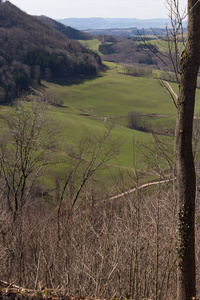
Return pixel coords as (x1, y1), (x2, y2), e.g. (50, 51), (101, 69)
(5, 61), (200, 191)
(44, 65), (177, 117)
(79, 39), (102, 54)
(149, 39), (185, 53)
(35, 62), (181, 186)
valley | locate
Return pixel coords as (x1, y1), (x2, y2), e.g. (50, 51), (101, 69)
(1, 1), (200, 299)
(35, 62), (178, 186)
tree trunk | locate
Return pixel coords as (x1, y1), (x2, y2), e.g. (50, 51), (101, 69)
(175, 1), (200, 299)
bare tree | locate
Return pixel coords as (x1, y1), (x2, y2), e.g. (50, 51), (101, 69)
(56, 127), (122, 240)
(153, 0), (200, 298)
(140, 1), (200, 298)
(171, 1), (200, 299)
(0, 99), (57, 222)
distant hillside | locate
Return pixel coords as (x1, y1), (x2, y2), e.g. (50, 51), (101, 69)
(37, 15), (92, 40)
(84, 27), (168, 37)
(57, 17), (174, 30)
(0, 1), (101, 103)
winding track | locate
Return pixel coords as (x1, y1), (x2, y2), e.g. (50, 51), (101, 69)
(109, 177), (176, 200)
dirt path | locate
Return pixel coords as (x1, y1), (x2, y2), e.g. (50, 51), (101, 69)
(109, 177), (176, 200)
(162, 80), (178, 101)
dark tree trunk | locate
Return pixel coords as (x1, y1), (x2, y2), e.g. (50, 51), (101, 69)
(175, 1), (200, 299)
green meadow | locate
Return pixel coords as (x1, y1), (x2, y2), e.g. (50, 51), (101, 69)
(37, 63), (180, 186)
(149, 39), (185, 53)
(44, 64), (177, 117)
(6, 62), (200, 189)
(79, 39), (102, 54)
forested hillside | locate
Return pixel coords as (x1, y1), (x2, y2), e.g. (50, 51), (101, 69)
(0, 1), (101, 103)
(37, 15), (91, 40)
(97, 35), (159, 65)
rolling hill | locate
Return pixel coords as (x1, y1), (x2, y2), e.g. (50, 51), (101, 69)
(0, 1), (102, 103)
(58, 17), (174, 30)
(37, 15), (91, 40)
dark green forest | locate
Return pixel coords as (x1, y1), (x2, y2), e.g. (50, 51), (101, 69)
(0, 1), (102, 103)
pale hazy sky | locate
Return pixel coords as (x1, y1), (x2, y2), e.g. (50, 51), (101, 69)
(9, 0), (187, 19)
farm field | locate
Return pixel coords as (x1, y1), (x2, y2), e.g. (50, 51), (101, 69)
(5, 61), (200, 191)
(42, 61), (200, 156)
(36, 63), (179, 187)
(44, 63), (178, 117)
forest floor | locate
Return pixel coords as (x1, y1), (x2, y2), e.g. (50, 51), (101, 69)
(0, 280), (83, 300)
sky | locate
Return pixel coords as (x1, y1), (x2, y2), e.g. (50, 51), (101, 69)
(9, 0), (187, 19)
